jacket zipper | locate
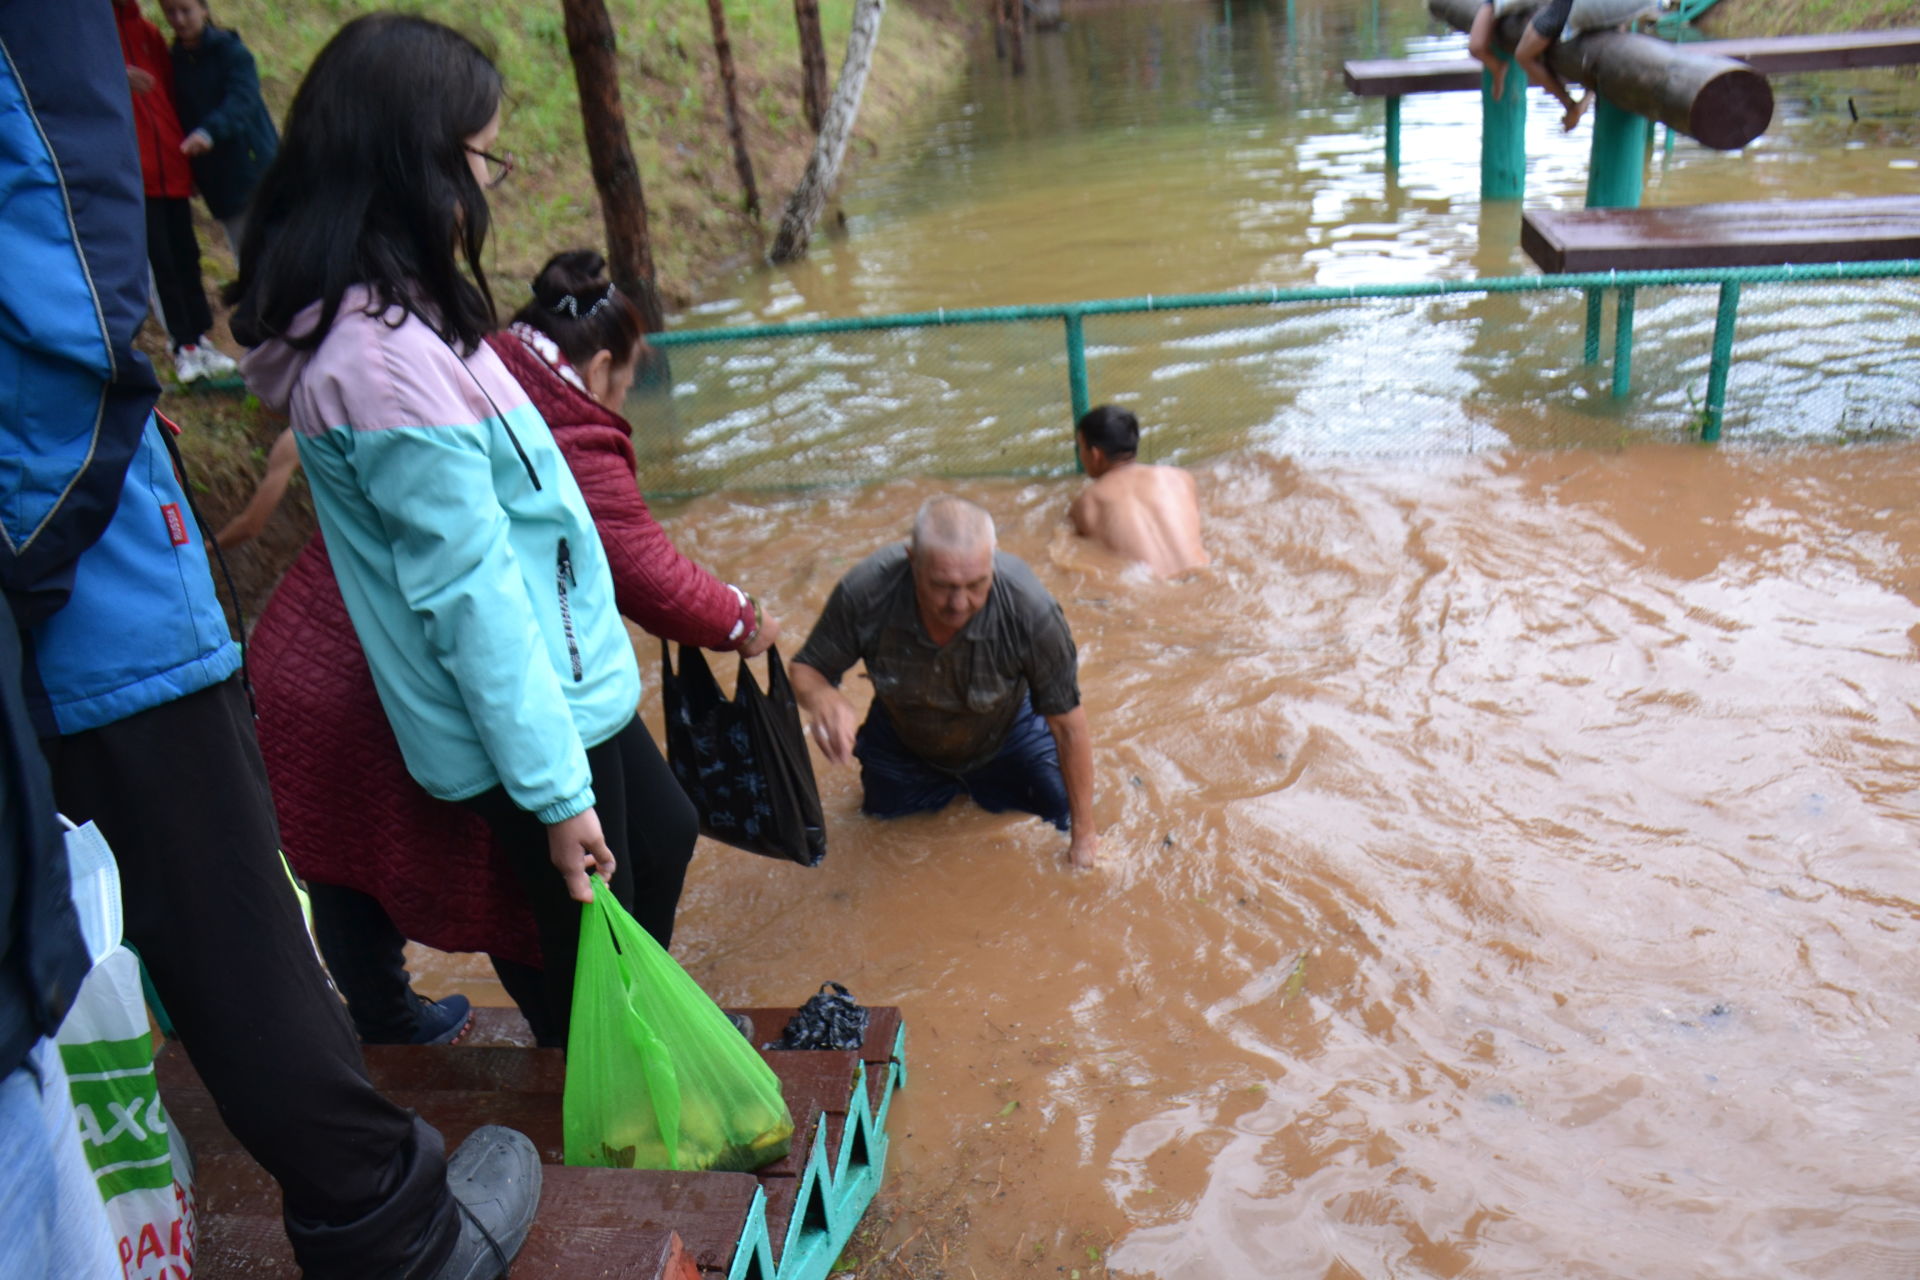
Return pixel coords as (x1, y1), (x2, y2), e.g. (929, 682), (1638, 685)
(556, 538), (583, 682)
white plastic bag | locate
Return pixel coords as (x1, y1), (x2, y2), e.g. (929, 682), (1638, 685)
(56, 819), (197, 1280)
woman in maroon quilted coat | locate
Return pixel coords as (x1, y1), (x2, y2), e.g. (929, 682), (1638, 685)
(244, 250), (782, 1047)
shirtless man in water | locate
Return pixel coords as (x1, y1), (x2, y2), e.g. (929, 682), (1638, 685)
(1069, 405), (1209, 577)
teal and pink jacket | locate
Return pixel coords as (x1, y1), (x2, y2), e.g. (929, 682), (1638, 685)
(241, 291), (640, 825)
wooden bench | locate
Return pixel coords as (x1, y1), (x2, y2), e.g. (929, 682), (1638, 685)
(1344, 29), (1920, 176)
(1517, 196), (1920, 430)
(1520, 195), (1920, 274)
(161, 1003), (907, 1280)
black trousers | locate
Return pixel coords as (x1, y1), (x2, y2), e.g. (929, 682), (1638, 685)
(41, 676), (458, 1278)
(462, 716), (699, 1049)
(144, 196), (213, 348)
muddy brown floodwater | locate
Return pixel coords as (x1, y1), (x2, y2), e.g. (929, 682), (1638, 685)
(419, 440), (1920, 1278)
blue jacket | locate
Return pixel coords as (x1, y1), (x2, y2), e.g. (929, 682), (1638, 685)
(1, 6), (241, 735)
(243, 296), (641, 823)
(170, 24), (277, 220)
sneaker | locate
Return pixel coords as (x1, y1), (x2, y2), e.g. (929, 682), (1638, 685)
(172, 343), (207, 383)
(427, 1125), (541, 1280)
(193, 337), (239, 378)
(411, 993), (474, 1047)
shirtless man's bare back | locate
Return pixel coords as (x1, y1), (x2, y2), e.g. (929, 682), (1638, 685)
(1068, 405), (1209, 578)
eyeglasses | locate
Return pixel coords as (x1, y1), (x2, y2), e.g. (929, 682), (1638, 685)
(464, 146), (515, 189)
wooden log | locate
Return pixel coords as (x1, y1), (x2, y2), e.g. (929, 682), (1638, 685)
(1427, 0), (1772, 150)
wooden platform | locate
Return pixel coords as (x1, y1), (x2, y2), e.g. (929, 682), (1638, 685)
(1343, 28), (1920, 97)
(161, 1004), (906, 1280)
(1520, 196), (1920, 273)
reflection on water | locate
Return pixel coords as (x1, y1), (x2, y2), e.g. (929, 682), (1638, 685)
(634, 0), (1920, 492)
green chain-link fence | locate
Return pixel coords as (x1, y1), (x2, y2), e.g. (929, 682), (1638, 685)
(631, 261), (1920, 497)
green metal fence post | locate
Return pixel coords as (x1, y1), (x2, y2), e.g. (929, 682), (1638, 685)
(1586, 96), (1649, 209)
(1611, 285), (1636, 398)
(1583, 288), (1604, 364)
(1385, 95), (1401, 175)
(1481, 57), (1526, 201)
(1064, 306), (1090, 425)
(1702, 280), (1740, 442)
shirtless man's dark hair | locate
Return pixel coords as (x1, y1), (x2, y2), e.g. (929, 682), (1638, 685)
(1076, 405), (1140, 461)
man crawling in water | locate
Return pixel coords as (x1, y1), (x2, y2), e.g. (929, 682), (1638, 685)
(1069, 404), (1210, 578)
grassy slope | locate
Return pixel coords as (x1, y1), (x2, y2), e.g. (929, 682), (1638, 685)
(165, 0), (968, 603)
(1703, 0), (1920, 36)
(210, 0), (967, 302)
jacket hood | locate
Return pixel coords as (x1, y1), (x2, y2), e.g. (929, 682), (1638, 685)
(239, 293), (351, 413)
(240, 330), (311, 414)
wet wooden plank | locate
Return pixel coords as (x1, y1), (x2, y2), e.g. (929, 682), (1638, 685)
(1344, 57), (1480, 96)
(1521, 196), (1920, 273)
(359, 1042), (568, 1094)
(1703, 29), (1920, 74)
(194, 1213), (705, 1278)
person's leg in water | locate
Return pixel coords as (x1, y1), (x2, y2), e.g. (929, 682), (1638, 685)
(1515, 0), (1590, 131)
(306, 883), (473, 1046)
(41, 676), (537, 1278)
(1467, 1), (1508, 101)
(854, 702), (967, 820)
(957, 697), (1071, 831)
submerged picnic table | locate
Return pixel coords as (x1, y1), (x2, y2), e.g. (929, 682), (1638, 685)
(162, 1004), (907, 1280)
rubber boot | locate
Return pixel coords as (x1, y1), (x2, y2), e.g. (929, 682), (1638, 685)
(423, 1126), (541, 1280)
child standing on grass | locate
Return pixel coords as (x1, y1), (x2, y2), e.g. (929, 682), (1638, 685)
(112, 0), (239, 383)
(162, 0), (278, 254)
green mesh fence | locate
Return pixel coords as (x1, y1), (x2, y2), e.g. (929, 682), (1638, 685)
(634, 262), (1920, 497)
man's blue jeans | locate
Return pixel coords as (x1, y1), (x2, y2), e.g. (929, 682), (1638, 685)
(0, 1038), (119, 1279)
(855, 698), (1070, 830)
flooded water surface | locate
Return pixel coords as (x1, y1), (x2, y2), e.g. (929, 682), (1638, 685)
(421, 3), (1920, 1275)
(632, 444), (1920, 1278)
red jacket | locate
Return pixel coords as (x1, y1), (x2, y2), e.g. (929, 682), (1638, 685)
(114, 1), (192, 199)
(252, 329), (758, 965)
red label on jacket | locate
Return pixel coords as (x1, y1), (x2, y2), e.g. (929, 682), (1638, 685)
(161, 503), (190, 546)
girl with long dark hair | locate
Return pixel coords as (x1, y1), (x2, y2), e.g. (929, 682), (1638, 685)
(233, 16), (660, 1051)
(240, 251), (785, 1048)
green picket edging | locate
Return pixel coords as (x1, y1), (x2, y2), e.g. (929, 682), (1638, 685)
(725, 1018), (908, 1280)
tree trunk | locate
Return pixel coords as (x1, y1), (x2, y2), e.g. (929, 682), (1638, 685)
(771, 0), (887, 263)
(559, 0), (665, 332)
(1007, 0), (1026, 75)
(707, 0), (760, 216)
(992, 0), (1008, 61)
(794, 0), (831, 133)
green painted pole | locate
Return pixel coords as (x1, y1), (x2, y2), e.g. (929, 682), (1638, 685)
(1583, 288), (1603, 364)
(1702, 280), (1740, 442)
(1385, 95), (1401, 174)
(1481, 56), (1526, 202)
(1610, 285), (1636, 399)
(1585, 96), (1649, 209)
(1064, 309), (1090, 428)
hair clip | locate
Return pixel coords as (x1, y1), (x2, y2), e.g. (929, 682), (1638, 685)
(549, 284), (617, 320)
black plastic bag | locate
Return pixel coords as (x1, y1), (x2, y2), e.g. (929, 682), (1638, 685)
(765, 982), (870, 1051)
(661, 641), (827, 867)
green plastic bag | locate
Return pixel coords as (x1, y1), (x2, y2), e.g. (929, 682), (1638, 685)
(563, 882), (793, 1172)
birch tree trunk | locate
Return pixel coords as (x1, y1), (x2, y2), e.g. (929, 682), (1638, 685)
(794, 0), (831, 133)
(559, 0), (665, 333)
(706, 0), (760, 216)
(770, 0), (886, 263)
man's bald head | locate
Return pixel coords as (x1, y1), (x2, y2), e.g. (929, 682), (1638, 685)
(910, 496), (996, 558)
